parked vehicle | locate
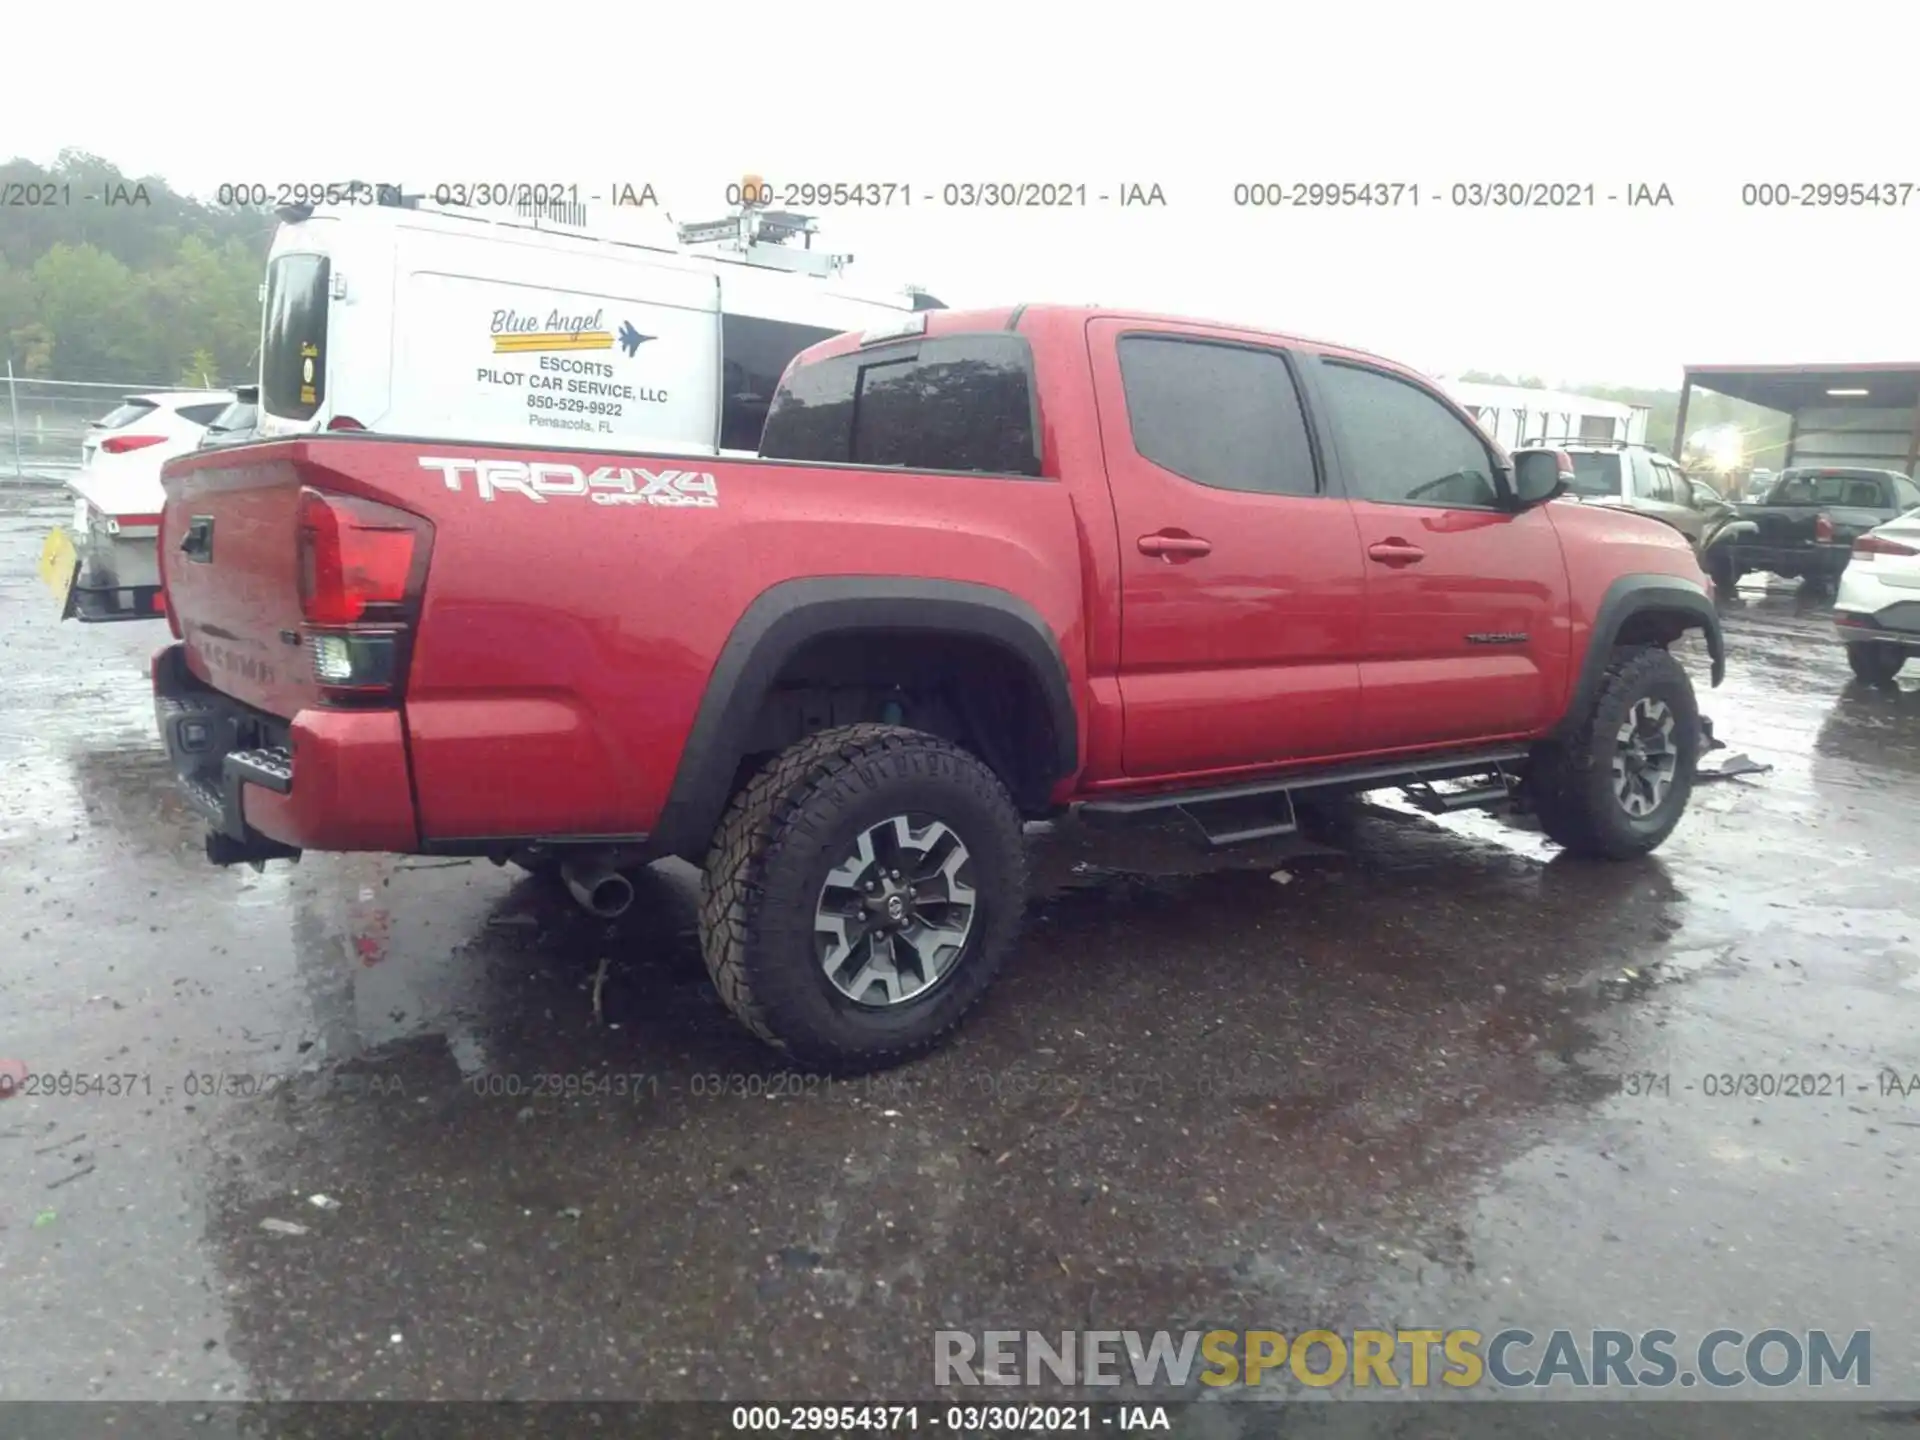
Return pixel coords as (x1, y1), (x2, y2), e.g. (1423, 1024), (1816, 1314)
(39, 389), (235, 622)
(1833, 510), (1920, 683)
(151, 304), (1725, 1069)
(1701, 466), (1920, 593)
(197, 385), (259, 448)
(254, 190), (941, 457)
(1531, 436), (1720, 546)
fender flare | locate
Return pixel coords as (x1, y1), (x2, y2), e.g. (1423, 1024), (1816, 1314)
(650, 576), (1078, 859)
(1552, 573), (1725, 741)
(1703, 519), (1760, 551)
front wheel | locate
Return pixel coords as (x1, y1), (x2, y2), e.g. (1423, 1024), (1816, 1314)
(1847, 642), (1907, 685)
(1705, 549), (1741, 592)
(698, 724), (1027, 1071)
(1526, 646), (1702, 860)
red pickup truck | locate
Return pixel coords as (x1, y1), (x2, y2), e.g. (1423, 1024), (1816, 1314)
(152, 304), (1725, 1069)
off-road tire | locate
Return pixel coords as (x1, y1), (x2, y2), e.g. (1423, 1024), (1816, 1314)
(1847, 642), (1907, 685)
(1526, 645), (1702, 860)
(698, 724), (1027, 1071)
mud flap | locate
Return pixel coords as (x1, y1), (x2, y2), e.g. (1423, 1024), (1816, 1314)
(38, 527), (82, 621)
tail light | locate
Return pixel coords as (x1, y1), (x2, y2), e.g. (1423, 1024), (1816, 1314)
(1815, 514), (1835, 542)
(295, 488), (433, 702)
(101, 434), (166, 454)
(155, 519), (182, 639)
(326, 415), (366, 432)
(1854, 533), (1920, 561)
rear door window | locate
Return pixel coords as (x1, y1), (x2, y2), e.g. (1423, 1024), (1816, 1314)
(1115, 335), (1319, 497)
(760, 333), (1040, 475)
(95, 399), (158, 430)
(176, 402), (231, 426)
(261, 253), (330, 421)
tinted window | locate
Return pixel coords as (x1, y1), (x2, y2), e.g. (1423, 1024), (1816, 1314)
(1775, 473), (1858, 505)
(1318, 362), (1499, 507)
(1115, 336), (1318, 497)
(95, 399), (157, 430)
(261, 253), (329, 421)
(208, 401), (256, 432)
(1566, 452), (1621, 498)
(721, 313), (838, 452)
(176, 402), (231, 426)
(760, 333), (1039, 476)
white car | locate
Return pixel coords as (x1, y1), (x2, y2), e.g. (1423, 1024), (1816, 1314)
(52, 390), (234, 621)
(1834, 508), (1920, 683)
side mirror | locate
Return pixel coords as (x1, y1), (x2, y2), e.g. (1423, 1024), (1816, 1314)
(1510, 447), (1573, 507)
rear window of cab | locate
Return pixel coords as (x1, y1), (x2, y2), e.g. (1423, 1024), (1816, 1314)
(759, 333), (1042, 476)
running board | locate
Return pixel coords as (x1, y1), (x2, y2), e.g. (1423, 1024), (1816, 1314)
(1078, 747), (1532, 848)
(1399, 763), (1521, 815)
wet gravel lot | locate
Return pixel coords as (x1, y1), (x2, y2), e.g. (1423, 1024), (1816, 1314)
(2, 479), (1918, 1426)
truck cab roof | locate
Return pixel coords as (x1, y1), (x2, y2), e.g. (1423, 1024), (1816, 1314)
(797, 303), (1418, 378)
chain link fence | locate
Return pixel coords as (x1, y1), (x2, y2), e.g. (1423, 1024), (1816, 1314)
(1, 372), (231, 485)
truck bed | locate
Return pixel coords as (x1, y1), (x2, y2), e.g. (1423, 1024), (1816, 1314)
(156, 434), (1085, 846)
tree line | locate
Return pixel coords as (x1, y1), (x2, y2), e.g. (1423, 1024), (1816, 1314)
(0, 151), (271, 387)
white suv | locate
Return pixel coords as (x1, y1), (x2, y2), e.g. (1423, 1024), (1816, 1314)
(1834, 508), (1920, 683)
(58, 390), (234, 621)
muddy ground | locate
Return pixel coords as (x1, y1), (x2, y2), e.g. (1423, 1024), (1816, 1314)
(2, 482), (1916, 1432)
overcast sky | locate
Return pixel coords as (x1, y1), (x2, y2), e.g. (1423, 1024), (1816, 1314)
(11, 0), (1920, 390)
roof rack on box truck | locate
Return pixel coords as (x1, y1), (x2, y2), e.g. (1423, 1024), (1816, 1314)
(256, 179), (945, 457)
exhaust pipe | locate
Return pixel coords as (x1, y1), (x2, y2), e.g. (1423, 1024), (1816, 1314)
(561, 861), (635, 919)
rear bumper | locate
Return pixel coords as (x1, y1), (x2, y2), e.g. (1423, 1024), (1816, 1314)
(1834, 563), (1920, 648)
(1724, 540), (1852, 576)
(151, 643), (419, 858)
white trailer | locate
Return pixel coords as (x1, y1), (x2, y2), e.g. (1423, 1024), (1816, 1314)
(1439, 378), (1650, 453)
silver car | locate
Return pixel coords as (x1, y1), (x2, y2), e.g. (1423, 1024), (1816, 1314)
(1540, 438), (1720, 545)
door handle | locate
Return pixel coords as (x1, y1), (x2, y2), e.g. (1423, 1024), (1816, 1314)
(1367, 539), (1425, 566)
(180, 516), (214, 563)
(1138, 532), (1212, 558)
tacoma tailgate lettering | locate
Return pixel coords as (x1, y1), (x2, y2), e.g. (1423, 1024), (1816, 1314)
(417, 456), (718, 507)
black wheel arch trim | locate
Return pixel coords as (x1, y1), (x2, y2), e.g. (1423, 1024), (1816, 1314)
(1553, 573), (1725, 740)
(651, 576), (1079, 860)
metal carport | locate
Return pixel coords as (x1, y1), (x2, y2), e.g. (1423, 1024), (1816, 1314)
(1675, 363), (1920, 476)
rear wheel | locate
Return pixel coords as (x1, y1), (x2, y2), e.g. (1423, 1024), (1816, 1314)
(1527, 646), (1701, 860)
(699, 724), (1026, 1071)
(1847, 642), (1907, 685)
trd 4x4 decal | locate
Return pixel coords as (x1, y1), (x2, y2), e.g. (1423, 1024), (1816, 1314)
(417, 457), (718, 507)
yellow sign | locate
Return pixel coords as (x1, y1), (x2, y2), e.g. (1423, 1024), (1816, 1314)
(39, 527), (80, 618)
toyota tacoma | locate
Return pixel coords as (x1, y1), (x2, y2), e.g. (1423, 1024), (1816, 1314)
(151, 304), (1726, 1069)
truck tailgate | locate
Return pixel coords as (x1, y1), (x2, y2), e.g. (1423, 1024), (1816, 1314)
(159, 448), (324, 718)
